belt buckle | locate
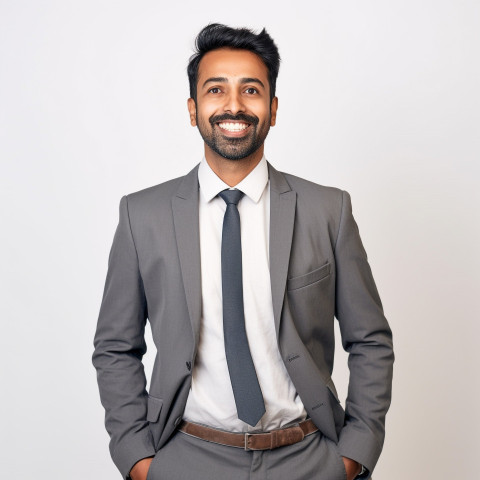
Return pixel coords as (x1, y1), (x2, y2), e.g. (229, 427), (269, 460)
(244, 431), (263, 451)
(244, 425), (304, 451)
(244, 432), (252, 451)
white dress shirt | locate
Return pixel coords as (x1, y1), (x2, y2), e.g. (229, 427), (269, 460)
(183, 155), (307, 432)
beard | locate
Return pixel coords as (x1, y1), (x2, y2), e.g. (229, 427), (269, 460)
(196, 111), (271, 161)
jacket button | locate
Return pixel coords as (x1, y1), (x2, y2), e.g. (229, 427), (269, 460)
(186, 361), (192, 371)
(174, 416), (182, 426)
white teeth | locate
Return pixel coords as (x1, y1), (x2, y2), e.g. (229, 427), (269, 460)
(218, 122), (249, 132)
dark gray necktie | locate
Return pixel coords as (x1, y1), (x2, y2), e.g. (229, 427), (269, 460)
(218, 188), (265, 427)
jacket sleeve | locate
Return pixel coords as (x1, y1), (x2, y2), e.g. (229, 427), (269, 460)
(334, 190), (394, 476)
(92, 195), (156, 479)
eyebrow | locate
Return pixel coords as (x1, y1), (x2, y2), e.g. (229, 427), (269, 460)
(202, 77), (265, 89)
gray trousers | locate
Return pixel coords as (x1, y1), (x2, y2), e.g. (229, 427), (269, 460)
(146, 428), (348, 480)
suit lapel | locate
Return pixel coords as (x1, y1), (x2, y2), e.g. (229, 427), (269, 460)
(171, 160), (297, 350)
(267, 161), (297, 340)
(171, 163), (202, 349)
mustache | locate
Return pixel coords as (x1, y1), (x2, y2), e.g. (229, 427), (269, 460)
(209, 113), (259, 126)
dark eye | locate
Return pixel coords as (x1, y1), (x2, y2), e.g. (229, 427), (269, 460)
(208, 87), (221, 94)
(245, 88), (258, 94)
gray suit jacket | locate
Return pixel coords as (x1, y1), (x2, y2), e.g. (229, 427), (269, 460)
(92, 161), (394, 479)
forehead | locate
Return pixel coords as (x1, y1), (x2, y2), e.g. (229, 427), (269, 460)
(197, 48), (269, 84)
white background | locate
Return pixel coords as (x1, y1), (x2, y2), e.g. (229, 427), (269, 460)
(1, 1), (479, 478)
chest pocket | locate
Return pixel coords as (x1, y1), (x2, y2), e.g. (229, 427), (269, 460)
(287, 262), (331, 291)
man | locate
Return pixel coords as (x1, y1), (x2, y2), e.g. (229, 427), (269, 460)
(92, 23), (394, 480)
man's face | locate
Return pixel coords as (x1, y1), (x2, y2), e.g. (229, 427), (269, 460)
(187, 48), (278, 161)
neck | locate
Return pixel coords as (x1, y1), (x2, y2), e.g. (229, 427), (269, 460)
(204, 145), (264, 187)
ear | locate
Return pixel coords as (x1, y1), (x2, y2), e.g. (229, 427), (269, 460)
(187, 98), (197, 126)
(270, 97), (278, 126)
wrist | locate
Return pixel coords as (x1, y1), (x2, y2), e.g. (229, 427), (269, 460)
(355, 464), (367, 478)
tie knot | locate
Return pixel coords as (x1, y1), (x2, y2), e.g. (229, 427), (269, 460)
(218, 189), (245, 206)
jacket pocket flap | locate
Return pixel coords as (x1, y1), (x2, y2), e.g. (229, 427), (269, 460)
(287, 262), (331, 291)
(146, 395), (163, 422)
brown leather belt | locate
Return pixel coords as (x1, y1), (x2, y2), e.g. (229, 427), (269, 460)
(178, 418), (319, 451)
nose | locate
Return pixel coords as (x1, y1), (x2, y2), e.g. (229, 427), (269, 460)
(223, 89), (245, 115)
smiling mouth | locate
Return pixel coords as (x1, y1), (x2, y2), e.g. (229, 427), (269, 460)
(216, 121), (251, 133)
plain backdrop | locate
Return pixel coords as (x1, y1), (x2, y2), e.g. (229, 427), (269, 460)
(1, 1), (479, 478)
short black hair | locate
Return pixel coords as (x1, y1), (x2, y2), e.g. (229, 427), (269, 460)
(187, 23), (281, 104)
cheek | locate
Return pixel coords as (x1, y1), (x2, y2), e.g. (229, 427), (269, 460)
(197, 107), (216, 126)
(196, 98), (216, 115)
(258, 111), (272, 129)
(198, 114), (213, 129)
(256, 104), (271, 123)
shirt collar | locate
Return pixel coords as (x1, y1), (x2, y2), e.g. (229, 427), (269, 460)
(198, 154), (269, 204)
